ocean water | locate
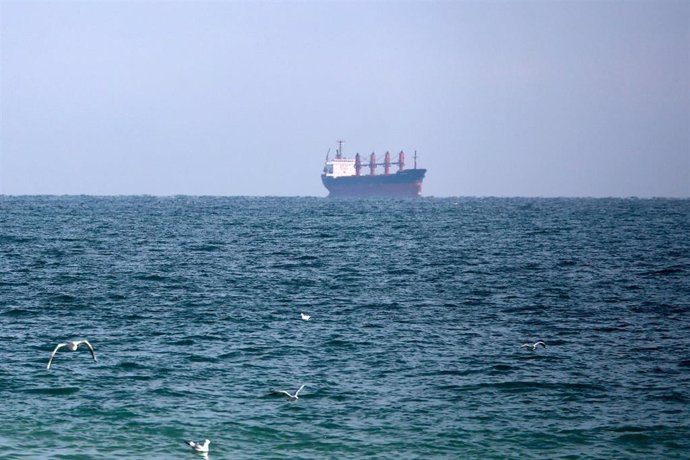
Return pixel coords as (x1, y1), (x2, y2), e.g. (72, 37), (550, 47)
(0, 196), (689, 459)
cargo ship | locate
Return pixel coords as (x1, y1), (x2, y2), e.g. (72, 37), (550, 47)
(321, 141), (427, 197)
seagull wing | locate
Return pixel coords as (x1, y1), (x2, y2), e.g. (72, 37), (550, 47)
(276, 390), (292, 398)
(520, 344), (531, 349)
(294, 384), (306, 396)
(47, 343), (66, 369)
(79, 340), (97, 361)
(535, 341), (546, 348)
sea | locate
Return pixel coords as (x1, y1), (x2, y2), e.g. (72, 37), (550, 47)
(0, 196), (688, 459)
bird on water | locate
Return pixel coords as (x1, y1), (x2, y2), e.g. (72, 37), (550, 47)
(301, 312), (311, 321)
(521, 341), (546, 350)
(185, 439), (210, 453)
(46, 340), (97, 369)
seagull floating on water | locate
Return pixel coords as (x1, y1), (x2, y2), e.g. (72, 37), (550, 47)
(47, 340), (97, 369)
(275, 384), (306, 401)
(185, 439), (210, 453)
(521, 341), (546, 350)
(300, 312), (311, 321)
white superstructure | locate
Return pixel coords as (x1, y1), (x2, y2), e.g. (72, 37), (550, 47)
(323, 157), (356, 178)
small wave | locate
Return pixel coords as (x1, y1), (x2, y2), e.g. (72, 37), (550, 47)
(122, 313), (148, 322)
(624, 284), (642, 291)
(629, 303), (689, 315)
(505, 304), (544, 313)
(616, 432), (652, 444)
(557, 259), (578, 267)
(122, 374), (154, 381)
(611, 425), (648, 433)
(492, 364), (513, 372)
(1, 307), (34, 317)
(188, 334), (222, 342)
(187, 244), (223, 252)
(629, 345), (665, 353)
(219, 351), (239, 360)
(481, 381), (608, 394)
(678, 359), (690, 368)
(552, 382), (608, 392)
(428, 369), (475, 377)
(653, 392), (689, 403)
(650, 366), (671, 374)
(50, 293), (77, 304)
(324, 339), (355, 349)
(135, 274), (167, 282)
(25, 387), (80, 396)
(189, 354), (218, 363)
(151, 387), (190, 398)
(0, 234), (34, 244)
(387, 268), (416, 276)
(119, 361), (146, 370)
(643, 266), (685, 277)
(593, 324), (629, 333)
(147, 330), (168, 337)
(435, 383), (465, 393)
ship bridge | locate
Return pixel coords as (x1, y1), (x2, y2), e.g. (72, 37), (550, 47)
(323, 157), (356, 178)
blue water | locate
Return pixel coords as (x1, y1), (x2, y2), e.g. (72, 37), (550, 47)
(1, 196), (689, 459)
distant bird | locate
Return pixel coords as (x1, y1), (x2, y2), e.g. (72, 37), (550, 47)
(275, 384), (306, 401)
(185, 439), (210, 453)
(521, 341), (546, 351)
(46, 340), (97, 369)
(300, 312), (311, 321)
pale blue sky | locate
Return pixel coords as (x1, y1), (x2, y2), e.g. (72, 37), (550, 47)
(1, 0), (688, 197)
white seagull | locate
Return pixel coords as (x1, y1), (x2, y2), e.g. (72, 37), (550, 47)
(185, 439), (210, 453)
(275, 384), (306, 401)
(300, 312), (311, 321)
(521, 341), (546, 350)
(47, 340), (97, 369)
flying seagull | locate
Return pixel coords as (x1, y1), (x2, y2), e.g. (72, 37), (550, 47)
(275, 384), (306, 401)
(521, 341), (546, 350)
(300, 312), (311, 321)
(47, 340), (97, 369)
(185, 439), (210, 453)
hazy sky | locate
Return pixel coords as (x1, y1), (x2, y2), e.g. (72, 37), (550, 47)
(1, 0), (688, 197)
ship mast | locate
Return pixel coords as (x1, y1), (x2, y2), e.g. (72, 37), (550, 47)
(336, 140), (345, 159)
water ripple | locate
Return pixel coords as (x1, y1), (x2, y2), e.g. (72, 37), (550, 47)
(0, 196), (688, 459)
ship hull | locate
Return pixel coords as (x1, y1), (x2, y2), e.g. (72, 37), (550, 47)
(321, 169), (426, 197)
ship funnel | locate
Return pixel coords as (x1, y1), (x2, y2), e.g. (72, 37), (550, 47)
(355, 153), (362, 176)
